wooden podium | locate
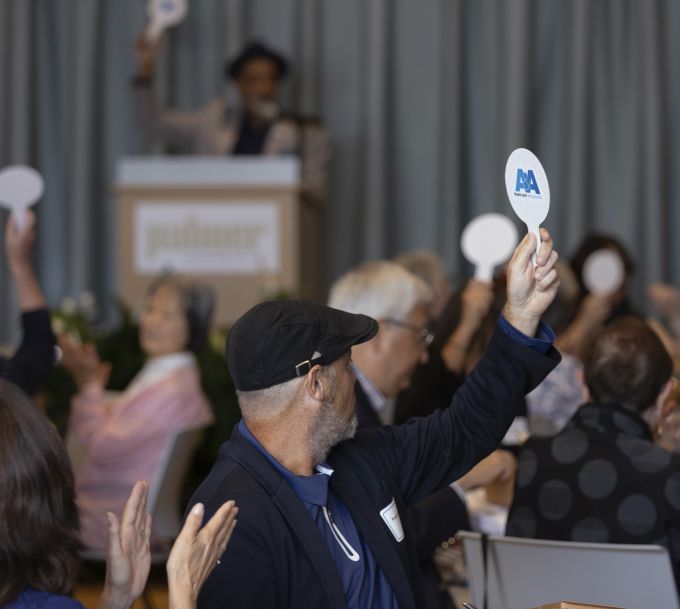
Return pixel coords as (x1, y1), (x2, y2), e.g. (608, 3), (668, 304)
(115, 157), (322, 326)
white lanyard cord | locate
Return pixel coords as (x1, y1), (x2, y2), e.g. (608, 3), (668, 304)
(322, 506), (360, 562)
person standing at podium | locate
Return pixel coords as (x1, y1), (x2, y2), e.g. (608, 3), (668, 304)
(133, 38), (330, 201)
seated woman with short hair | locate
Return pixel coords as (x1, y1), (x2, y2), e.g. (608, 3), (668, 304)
(61, 276), (215, 550)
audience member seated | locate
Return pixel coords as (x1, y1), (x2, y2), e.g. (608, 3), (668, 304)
(133, 38), (330, 201)
(506, 317), (680, 586)
(186, 230), (559, 608)
(393, 249), (452, 319)
(526, 261), (612, 436)
(61, 276), (215, 550)
(0, 378), (236, 609)
(392, 249), (496, 423)
(329, 259), (515, 609)
(0, 211), (56, 395)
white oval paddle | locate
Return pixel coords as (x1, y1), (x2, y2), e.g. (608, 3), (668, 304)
(145, 0), (188, 42)
(461, 213), (518, 283)
(582, 248), (625, 294)
(504, 148), (550, 259)
(0, 165), (45, 229)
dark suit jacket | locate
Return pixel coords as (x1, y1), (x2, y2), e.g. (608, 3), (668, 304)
(356, 380), (469, 609)
(191, 327), (559, 609)
(355, 382), (470, 558)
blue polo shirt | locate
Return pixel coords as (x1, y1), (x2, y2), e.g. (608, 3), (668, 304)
(239, 420), (400, 609)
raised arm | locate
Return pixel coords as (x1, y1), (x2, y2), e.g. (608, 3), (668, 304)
(2, 210), (56, 394)
(354, 229), (561, 505)
(132, 34), (207, 150)
(6, 210), (46, 311)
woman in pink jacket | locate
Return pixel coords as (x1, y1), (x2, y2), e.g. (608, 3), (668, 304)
(62, 276), (215, 551)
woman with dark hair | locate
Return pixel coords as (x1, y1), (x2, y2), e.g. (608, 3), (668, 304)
(0, 379), (81, 608)
(60, 276), (215, 550)
(569, 231), (637, 322)
(0, 378), (237, 609)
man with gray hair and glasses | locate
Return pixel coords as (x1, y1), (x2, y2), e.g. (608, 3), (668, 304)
(328, 260), (435, 428)
(189, 231), (560, 609)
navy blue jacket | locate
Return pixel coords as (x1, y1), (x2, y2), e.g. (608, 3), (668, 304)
(191, 326), (559, 609)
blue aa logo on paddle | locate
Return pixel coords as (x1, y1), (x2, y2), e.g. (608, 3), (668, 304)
(514, 168), (541, 197)
(505, 148), (551, 257)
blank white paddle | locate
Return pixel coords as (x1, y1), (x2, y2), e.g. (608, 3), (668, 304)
(461, 213), (518, 283)
(145, 0), (188, 42)
(0, 165), (45, 229)
(504, 148), (550, 259)
(582, 248), (625, 294)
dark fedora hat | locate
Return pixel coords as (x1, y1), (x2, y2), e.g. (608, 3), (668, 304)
(226, 41), (290, 81)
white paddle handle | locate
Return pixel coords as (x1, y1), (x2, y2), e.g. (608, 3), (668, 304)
(474, 263), (494, 283)
(12, 206), (28, 230)
(526, 223), (541, 264)
(145, 19), (164, 43)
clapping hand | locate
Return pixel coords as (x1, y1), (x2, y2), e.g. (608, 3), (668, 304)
(100, 481), (152, 609)
(167, 501), (238, 609)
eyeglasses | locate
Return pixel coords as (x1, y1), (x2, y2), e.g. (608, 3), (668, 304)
(383, 317), (434, 346)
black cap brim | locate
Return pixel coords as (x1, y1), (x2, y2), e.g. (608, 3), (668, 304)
(226, 301), (378, 392)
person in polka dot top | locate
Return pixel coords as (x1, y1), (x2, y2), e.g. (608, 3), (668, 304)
(507, 317), (680, 588)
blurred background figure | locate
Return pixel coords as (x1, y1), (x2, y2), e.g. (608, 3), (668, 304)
(394, 249), (452, 319)
(569, 232), (637, 324)
(525, 261), (604, 436)
(392, 248), (496, 424)
(61, 275), (215, 551)
(0, 211), (56, 395)
(648, 282), (680, 358)
(133, 38), (330, 200)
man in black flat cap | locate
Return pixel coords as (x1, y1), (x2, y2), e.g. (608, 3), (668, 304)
(133, 38), (330, 199)
(189, 230), (561, 609)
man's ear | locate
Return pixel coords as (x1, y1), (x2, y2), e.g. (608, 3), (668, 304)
(304, 365), (326, 402)
(373, 322), (389, 353)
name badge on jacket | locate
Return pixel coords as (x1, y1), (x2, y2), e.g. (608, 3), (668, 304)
(380, 497), (404, 542)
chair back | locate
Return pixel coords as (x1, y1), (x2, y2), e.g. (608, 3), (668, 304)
(458, 532), (680, 609)
(147, 427), (204, 545)
(457, 530), (487, 609)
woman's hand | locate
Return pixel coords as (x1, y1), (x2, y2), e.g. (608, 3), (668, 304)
(100, 481), (152, 609)
(59, 334), (111, 390)
(167, 501), (238, 609)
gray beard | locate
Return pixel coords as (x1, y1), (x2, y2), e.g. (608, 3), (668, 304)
(309, 406), (358, 466)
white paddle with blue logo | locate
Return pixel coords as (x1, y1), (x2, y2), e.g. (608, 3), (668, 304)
(0, 165), (45, 229)
(504, 148), (550, 260)
(461, 213), (518, 283)
(145, 0), (188, 42)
